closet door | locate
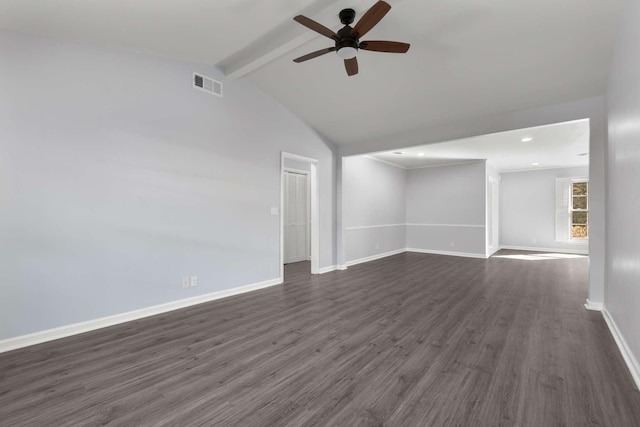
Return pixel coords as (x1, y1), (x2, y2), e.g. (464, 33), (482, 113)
(284, 171), (309, 264)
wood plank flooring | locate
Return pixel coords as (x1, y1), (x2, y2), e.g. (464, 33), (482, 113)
(1, 251), (640, 426)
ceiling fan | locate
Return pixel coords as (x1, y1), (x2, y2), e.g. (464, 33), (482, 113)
(293, 0), (410, 76)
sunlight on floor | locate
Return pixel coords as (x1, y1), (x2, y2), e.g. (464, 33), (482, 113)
(493, 253), (588, 261)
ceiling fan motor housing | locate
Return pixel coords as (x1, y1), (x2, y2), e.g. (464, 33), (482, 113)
(336, 25), (359, 51)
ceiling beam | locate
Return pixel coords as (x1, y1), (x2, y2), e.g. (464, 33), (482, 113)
(218, 0), (374, 79)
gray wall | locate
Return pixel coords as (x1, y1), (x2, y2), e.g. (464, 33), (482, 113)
(605, 0), (640, 369)
(0, 30), (336, 340)
(343, 156), (406, 263)
(406, 161), (487, 256)
(500, 166), (589, 253)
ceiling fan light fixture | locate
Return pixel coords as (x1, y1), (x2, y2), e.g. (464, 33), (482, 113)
(337, 46), (358, 59)
(292, 1), (409, 76)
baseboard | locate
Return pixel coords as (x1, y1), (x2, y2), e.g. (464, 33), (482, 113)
(406, 248), (488, 259)
(0, 277), (283, 354)
(499, 245), (588, 255)
(602, 306), (640, 390)
(345, 248), (406, 267)
(318, 265), (337, 274)
(487, 246), (501, 257)
(584, 299), (604, 311)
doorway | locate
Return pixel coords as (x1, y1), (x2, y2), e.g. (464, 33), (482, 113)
(283, 169), (310, 264)
(280, 152), (319, 279)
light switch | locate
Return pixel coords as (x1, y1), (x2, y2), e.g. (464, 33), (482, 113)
(270, 207), (279, 215)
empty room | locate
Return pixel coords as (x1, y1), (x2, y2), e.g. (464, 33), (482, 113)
(1, 0), (640, 425)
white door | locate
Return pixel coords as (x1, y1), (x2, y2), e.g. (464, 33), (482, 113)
(284, 171), (309, 264)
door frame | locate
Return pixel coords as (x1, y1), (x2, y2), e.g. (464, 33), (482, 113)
(283, 167), (311, 263)
(280, 152), (319, 277)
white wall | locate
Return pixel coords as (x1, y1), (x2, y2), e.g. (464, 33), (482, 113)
(486, 164), (501, 256)
(500, 166), (589, 253)
(406, 161), (486, 257)
(588, 106), (608, 305)
(343, 156), (406, 264)
(283, 158), (310, 172)
(0, 30), (336, 340)
(605, 0), (640, 379)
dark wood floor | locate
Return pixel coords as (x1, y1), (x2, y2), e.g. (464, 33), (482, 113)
(1, 251), (640, 426)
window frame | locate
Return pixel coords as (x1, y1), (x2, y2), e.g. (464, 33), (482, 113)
(570, 179), (589, 240)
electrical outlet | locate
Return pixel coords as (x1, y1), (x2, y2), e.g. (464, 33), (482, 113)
(451, 242), (455, 248)
(190, 276), (198, 287)
(532, 238), (537, 244)
(376, 243), (380, 249)
(182, 277), (190, 289)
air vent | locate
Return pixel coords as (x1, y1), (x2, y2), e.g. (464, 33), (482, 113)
(193, 72), (222, 97)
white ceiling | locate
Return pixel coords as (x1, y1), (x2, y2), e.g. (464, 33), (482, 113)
(368, 119), (589, 172)
(0, 0), (622, 147)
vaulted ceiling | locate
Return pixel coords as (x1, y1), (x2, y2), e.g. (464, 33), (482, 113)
(0, 0), (623, 146)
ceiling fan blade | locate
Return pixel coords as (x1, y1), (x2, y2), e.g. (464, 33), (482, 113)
(344, 57), (358, 76)
(294, 15), (338, 40)
(293, 47), (336, 63)
(352, 1), (392, 38)
(359, 40), (410, 53)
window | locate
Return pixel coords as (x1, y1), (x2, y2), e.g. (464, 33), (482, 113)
(571, 180), (588, 239)
(555, 177), (588, 242)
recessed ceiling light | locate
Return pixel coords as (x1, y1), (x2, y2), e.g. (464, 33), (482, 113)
(521, 137), (533, 142)
(531, 162), (540, 166)
(417, 152), (425, 156)
(393, 151), (404, 155)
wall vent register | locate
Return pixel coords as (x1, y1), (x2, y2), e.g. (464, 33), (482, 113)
(193, 72), (223, 97)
